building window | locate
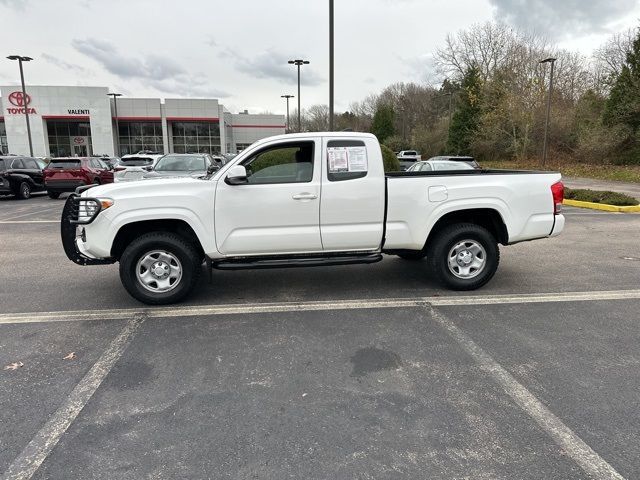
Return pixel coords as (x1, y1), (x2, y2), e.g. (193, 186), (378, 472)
(171, 121), (220, 154)
(0, 121), (7, 155)
(46, 121), (92, 157)
(118, 121), (163, 155)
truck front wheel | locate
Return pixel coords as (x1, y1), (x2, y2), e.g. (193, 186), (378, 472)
(428, 223), (499, 290)
(119, 232), (201, 305)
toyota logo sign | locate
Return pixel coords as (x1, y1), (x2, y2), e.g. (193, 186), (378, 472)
(8, 91), (31, 107)
(5, 91), (36, 115)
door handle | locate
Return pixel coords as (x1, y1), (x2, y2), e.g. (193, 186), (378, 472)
(292, 193), (318, 200)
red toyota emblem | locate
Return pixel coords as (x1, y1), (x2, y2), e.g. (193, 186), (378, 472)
(73, 137), (85, 145)
(8, 91), (31, 107)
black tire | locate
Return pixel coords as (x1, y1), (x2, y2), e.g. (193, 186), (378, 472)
(93, 179), (101, 185)
(16, 182), (31, 200)
(428, 223), (499, 291)
(119, 232), (202, 305)
(47, 191), (61, 199)
(397, 251), (426, 261)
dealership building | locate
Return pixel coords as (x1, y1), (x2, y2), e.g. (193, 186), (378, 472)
(0, 85), (285, 157)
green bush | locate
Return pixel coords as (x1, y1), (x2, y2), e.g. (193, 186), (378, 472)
(565, 188), (639, 206)
(380, 144), (401, 172)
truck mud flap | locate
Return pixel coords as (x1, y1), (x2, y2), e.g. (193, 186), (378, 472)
(60, 194), (115, 266)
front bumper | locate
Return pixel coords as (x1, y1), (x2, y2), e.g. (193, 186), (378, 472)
(60, 194), (115, 266)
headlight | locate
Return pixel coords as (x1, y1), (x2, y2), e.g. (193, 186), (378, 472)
(77, 198), (113, 223)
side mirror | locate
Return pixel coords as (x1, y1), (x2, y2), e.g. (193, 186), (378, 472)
(225, 165), (248, 185)
(207, 163), (220, 174)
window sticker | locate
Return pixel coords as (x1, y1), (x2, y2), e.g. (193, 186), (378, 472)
(327, 146), (368, 173)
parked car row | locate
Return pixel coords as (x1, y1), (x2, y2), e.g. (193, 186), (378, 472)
(2, 149), (476, 201)
(0, 153), (229, 199)
(395, 149), (481, 172)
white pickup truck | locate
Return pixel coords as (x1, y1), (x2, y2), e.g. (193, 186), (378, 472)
(61, 132), (565, 305)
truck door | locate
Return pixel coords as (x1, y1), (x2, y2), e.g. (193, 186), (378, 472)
(320, 137), (386, 251)
(215, 139), (322, 256)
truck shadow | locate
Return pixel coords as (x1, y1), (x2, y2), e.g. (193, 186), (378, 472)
(189, 256), (442, 305)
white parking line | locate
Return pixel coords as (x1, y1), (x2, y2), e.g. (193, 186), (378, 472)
(0, 206), (61, 222)
(0, 289), (639, 325)
(427, 305), (625, 480)
(0, 314), (146, 480)
(0, 220), (59, 224)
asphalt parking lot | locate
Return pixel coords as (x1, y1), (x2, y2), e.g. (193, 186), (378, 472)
(1, 194), (639, 479)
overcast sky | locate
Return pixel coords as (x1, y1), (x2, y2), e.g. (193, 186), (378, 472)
(1, 0), (639, 115)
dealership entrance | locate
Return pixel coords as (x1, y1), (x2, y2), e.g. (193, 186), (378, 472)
(46, 120), (93, 157)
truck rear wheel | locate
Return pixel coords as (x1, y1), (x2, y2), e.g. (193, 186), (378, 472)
(119, 232), (201, 305)
(47, 191), (61, 199)
(428, 223), (499, 290)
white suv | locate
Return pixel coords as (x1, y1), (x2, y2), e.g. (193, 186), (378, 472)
(114, 154), (163, 182)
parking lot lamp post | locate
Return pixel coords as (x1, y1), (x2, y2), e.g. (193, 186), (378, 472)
(440, 92), (454, 127)
(288, 59), (310, 132)
(329, 0), (334, 131)
(107, 93), (122, 156)
(281, 95), (294, 133)
(7, 55), (34, 157)
(540, 57), (557, 168)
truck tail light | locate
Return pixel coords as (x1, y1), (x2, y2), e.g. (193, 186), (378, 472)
(551, 181), (564, 215)
(114, 166), (126, 172)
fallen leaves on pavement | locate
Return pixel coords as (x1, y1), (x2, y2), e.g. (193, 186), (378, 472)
(4, 362), (24, 371)
(63, 352), (77, 360)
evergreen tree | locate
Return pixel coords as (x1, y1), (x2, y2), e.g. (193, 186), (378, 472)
(603, 30), (640, 131)
(371, 104), (395, 143)
(446, 66), (483, 155)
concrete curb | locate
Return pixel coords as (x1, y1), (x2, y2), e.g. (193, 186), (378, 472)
(563, 199), (640, 212)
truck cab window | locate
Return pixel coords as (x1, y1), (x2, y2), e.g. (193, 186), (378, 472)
(242, 142), (314, 184)
(326, 140), (368, 182)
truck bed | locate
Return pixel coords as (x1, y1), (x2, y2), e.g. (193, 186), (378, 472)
(384, 169), (562, 249)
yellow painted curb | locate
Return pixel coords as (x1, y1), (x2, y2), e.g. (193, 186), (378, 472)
(563, 199), (640, 212)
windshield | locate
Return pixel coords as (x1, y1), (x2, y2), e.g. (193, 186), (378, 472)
(48, 159), (81, 169)
(432, 161), (474, 171)
(154, 155), (206, 172)
(120, 156), (154, 166)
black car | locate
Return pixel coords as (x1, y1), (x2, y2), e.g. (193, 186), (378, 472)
(0, 155), (46, 199)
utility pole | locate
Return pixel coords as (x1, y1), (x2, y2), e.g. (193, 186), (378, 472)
(329, 0), (334, 131)
(281, 95), (294, 132)
(288, 59), (309, 132)
(540, 57), (557, 168)
(107, 93), (122, 156)
(7, 55), (34, 156)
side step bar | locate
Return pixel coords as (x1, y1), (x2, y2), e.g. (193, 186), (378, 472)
(212, 253), (383, 271)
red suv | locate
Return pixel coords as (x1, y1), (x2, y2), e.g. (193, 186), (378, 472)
(44, 157), (114, 199)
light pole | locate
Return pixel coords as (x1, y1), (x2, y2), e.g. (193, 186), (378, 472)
(288, 59), (309, 132)
(540, 57), (556, 168)
(281, 95), (294, 132)
(7, 55), (34, 157)
(442, 92), (454, 126)
(329, 0), (334, 131)
(107, 93), (122, 156)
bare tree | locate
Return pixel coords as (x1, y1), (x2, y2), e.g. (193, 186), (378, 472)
(305, 104), (330, 132)
(593, 28), (637, 79)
